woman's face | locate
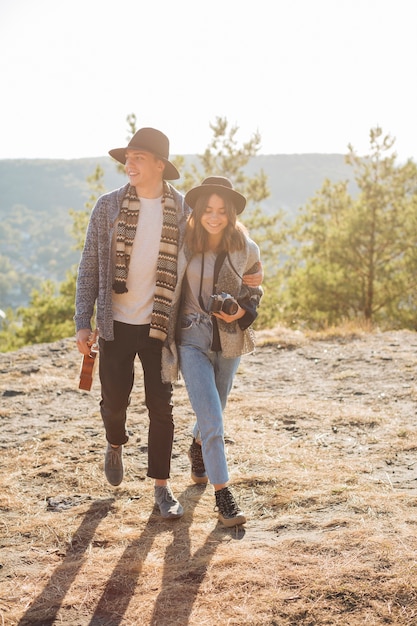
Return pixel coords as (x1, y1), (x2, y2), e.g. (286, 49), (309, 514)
(200, 193), (229, 237)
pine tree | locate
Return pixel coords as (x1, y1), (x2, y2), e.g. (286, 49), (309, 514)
(285, 127), (417, 328)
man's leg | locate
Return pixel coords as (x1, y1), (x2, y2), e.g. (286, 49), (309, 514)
(137, 327), (182, 519)
(99, 322), (136, 485)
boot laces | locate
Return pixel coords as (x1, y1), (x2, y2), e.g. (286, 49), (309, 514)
(215, 487), (240, 517)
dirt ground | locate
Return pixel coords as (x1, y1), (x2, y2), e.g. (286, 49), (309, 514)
(1, 327), (417, 625)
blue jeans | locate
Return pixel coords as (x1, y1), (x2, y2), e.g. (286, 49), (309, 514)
(178, 313), (240, 485)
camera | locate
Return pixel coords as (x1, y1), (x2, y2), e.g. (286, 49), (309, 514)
(208, 292), (239, 316)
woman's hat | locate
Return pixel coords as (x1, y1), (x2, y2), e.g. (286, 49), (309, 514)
(185, 176), (246, 214)
(109, 127), (180, 180)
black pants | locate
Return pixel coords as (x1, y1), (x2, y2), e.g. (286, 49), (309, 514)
(99, 322), (174, 479)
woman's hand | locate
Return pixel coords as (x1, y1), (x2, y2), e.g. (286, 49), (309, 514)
(213, 305), (246, 324)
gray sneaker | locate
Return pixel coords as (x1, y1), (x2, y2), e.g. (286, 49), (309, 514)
(104, 443), (124, 486)
(154, 485), (184, 519)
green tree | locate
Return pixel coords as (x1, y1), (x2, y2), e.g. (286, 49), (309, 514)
(69, 165), (106, 251)
(0, 168), (106, 351)
(111, 112), (138, 176)
(284, 127), (417, 328)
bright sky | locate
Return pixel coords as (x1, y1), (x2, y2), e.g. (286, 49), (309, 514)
(1, 0), (416, 162)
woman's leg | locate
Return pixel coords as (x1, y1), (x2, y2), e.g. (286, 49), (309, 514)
(191, 350), (240, 446)
(180, 345), (229, 485)
(179, 315), (229, 486)
(213, 352), (241, 411)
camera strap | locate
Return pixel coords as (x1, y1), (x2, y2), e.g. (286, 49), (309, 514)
(198, 251), (227, 313)
(197, 252), (207, 312)
(197, 250), (227, 352)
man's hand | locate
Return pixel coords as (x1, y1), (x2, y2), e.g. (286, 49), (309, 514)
(76, 328), (94, 355)
(243, 261), (264, 287)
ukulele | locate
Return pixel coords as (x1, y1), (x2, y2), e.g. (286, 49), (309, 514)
(78, 330), (99, 391)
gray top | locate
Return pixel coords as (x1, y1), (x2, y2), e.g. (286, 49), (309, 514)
(182, 251), (217, 315)
(161, 238), (263, 383)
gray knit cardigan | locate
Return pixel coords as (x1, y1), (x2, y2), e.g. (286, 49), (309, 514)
(74, 182), (190, 341)
(161, 237), (263, 384)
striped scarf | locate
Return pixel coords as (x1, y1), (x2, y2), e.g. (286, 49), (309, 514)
(113, 183), (179, 342)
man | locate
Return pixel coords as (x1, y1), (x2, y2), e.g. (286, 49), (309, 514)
(75, 127), (263, 519)
(75, 127), (188, 518)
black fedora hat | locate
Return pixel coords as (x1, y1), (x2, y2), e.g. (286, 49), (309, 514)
(185, 176), (246, 214)
(109, 127), (180, 180)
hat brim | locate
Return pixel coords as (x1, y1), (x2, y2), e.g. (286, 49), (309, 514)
(108, 147), (180, 180)
(185, 184), (246, 214)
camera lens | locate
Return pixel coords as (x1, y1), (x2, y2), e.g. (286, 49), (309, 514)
(222, 299), (239, 315)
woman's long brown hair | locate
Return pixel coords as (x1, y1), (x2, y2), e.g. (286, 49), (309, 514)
(184, 192), (247, 254)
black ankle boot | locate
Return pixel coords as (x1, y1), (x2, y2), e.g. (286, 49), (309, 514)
(188, 439), (208, 484)
(214, 486), (246, 527)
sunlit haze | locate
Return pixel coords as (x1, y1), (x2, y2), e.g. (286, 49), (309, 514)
(1, 0), (416, 162)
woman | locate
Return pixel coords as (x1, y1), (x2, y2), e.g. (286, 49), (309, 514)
(162, 176), (263, 527)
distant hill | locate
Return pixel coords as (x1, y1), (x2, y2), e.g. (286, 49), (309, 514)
(0, 154), (354, 216)
(0, 154), (354, 309)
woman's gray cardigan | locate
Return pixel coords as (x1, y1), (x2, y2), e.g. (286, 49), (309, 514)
(74, 182), (190, 341)
(161, 237), (263, 384)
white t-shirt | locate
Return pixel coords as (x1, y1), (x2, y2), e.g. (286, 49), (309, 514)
(112, 196), (163, 325)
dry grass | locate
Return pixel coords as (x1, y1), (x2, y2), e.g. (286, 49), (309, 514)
(304, 318), (376, 341)
(1, 327), (417, 625)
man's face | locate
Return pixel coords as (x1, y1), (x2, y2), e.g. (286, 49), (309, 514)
(124, 149), (164, 188)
